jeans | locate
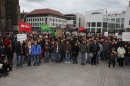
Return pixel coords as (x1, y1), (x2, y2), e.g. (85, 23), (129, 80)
(44, 52), (49, 62)
(51, 53), (55, 60)
(73, 56), (77, 63)
(28, 55), (32, 66)
(8, 58), (13, 65)
(60, 52), (65, 61)
(0, 57), (2, 63)
(81, 53), (86, 64)
(96, 54), (100, 63)
(55, 52), (60, 63)
(17, 55), (24, 67)
(125, 56), (130, 66)
(87, 53), (91, 63)
(33, 55), (39, 65)
(65, 53), (70, 62)
(102, 51), (108, 60)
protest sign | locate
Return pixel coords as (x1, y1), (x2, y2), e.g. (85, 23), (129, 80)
(17, 34), (27, 41)
(122, 32), (130, 41)
(104, 32), (108, 37)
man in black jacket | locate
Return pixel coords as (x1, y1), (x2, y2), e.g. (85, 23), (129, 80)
(90, 39), (99, 65)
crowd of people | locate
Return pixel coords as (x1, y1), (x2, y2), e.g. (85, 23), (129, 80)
(0, 31), (130, 77)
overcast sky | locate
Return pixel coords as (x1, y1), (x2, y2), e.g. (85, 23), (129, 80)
(20, 0), (130, 14)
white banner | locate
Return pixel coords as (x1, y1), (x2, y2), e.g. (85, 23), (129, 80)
(122, 32), (130, 41)
(115, 33), (118, 37)
(17, 34), (27, 41)
(104, 32), (108, 37)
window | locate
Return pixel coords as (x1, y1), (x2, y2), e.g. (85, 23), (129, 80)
(111, 18), (115, 22)
(129, 20), (130, 25)
(116, 18), (120, 23)
(116, 24), (120, 28)
(42, 18), (44, 21)
(91, 12), (102, 15)
(91, 22), (96, 27)
(97, 22), (101, 27)
(50, 18), (51, 21)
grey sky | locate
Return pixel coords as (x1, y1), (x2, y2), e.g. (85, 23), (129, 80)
(20, 0), (130, 14)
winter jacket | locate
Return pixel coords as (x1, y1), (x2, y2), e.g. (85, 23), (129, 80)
(90, 43), (99, 54)
(16, 42), (26, 55)
(6, 47), (13, 58)
(31, 44), (41, 55)
(44, 44), (50, 52)
(109, 52), (116, 60)
(102, 42), (109, 51)
(60, 42), (65, 52)
(79, 43), (87, 53)
(54, 44), (61, 52)
(0, 46), (6, 57)
(64, 44), (72, 53)
(72, 45), (79, 56)
(98, 44), (103, 55)
(117, 47), (126, 58)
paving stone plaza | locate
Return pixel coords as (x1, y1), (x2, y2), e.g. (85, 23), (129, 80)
(0, 55), (130, 86)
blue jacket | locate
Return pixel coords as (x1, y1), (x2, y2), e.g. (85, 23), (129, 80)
(31, 44), (41, 55)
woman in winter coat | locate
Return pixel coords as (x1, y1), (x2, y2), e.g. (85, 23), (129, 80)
(72, 43), (79, 64)
(25, 41), (32, 66)
(117, 45), (126, 67)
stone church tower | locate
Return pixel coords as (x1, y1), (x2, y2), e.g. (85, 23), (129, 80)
(0, 0), (20, 31)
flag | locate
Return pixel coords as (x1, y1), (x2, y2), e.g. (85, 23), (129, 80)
(51, 28), (56, 36)
(78, 26), (85, 31)
(19, 20), (32, 32)
(40, 24), (51, 30)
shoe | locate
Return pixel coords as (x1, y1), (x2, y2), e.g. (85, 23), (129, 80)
(76, 62), (78, 64)
(81, 63), (83, 65)
(68, 62), (70, 64)
(83, 63), (85, 65)
(65, 61), (67, 63)
(97, 62), (99, 64)
(33, 65), (36, 66)
(0, 74), (2, 77)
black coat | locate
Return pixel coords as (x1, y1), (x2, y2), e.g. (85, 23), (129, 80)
(90, 43), (99, 54)
(16, 42), (26, 55)
(0, 46), (6, 57)
(72, 45), (79, 56)
(6, 47), (13, 58)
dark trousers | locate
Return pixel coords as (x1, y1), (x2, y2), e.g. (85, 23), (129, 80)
(60, 52), (65, 61)
(8, 58), (13, 66)
(91, 54), (97, 65)
(108, 60), (115, 67)
(73, 56), (77, 63)
(118, 58), (124, 67)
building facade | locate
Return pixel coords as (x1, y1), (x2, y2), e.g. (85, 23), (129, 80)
(85, 9), (125, 33)
(0, 0), (20, 31)
(124, 1), (130, 31)
(25, 8), (66, 31)
(65, 13), (85, 31)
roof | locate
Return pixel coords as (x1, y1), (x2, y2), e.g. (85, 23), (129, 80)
(28, 8), (65, 17)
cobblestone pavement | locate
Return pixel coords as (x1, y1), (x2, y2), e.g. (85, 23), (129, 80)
(0, 57), (130, 86)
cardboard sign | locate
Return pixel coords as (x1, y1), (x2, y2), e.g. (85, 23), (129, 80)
(56, 28), (62, 38)
(17, 34), (27, 41)
(122, 32), (130, 41)
(104, 32), (108, 37)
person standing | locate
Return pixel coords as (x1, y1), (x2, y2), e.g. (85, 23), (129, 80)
(25, 41), (32, 66)
(108, 49), (116, 68)
(31, 40), (41, 66)
(54, 41), (61, 63)
(79, 40), (88, 65)
(90, 40), (99, 65)
(96, 42), (103, 64)
(60, 39), (65, 62)
(44, 41), (50, 63)
(102, 40), (109, 61)
(117, 45), (126, 67)
(64, 41), (72, 63)
(6, 43), (14, 66)
(16, 41), (26, 68)
(50, 41), (55, 62)
(72, 43), (79, 64)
